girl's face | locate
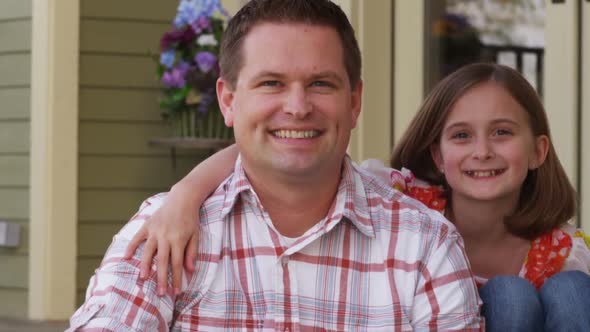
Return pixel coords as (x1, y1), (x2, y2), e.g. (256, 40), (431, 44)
(431, 82), (549, 205)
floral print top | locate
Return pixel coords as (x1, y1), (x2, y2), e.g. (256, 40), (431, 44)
(361, 159), (590, 289)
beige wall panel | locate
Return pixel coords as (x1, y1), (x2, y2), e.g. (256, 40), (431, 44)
(0, 122), (29, 153)
(0, 255), (27, 288)
(544, 3), (578, 183)
(79, 189), (158, 223)
(81, 0), (176, 21)
(0, 156), (29, 186)
(581, 1), (590, 232)
(393, 1), (424, 143)
(79, 88), (162, 122)
(80, 19), (169, 55)
(79, 156), (203, 189)
(0, 54), (31, 87)
(0, 0), (32, 20)
(352, 0), (392, 162)
(79, 122), (172, 156)
(76, 257), (103, 292)
(0, 222), (29, 256)
(78, 224), (125, 257)
(80, 55), (158, 88)
(0, 88), (31, 120)
(0, 188), (28, 219)
(0, 20), (32, 53)
(0, 289), (27, 319)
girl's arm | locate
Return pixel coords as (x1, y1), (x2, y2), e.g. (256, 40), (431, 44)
(124, 144), (238, 296)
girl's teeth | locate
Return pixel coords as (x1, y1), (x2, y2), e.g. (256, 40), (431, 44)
(466, 170), (502, 177)
(273, 130), (319, 138)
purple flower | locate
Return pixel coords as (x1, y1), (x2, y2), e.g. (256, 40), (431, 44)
(160, 27), (196, 51)
(159, 49), (176, 69)
(174, 0), (228, 29)
(161, 62), (192, 88)
(195, 51), (217, 73)
(191, 16), (211, 33)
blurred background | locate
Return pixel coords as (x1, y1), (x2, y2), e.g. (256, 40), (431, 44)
(0, 0), (589, 328)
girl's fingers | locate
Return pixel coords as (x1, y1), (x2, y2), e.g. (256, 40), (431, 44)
(139, 238), (157, 280)
(125, 226), (148, 259)
(171, 246), (184, 295)
(156, 243), (171, 296)
(184, 233), (198, 272)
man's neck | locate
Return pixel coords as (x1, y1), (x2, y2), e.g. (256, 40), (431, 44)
(243, 164), (343, 238)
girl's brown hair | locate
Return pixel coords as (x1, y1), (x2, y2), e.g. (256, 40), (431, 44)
(390, 63), (576, 240)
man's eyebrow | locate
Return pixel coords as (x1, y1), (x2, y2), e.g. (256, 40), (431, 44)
(310, 71), (345, 84)
(250, 71), (286, 81)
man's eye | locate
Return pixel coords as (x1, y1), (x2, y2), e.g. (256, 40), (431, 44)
(261, 80), (281, 87)
(310, 81), (333, 88)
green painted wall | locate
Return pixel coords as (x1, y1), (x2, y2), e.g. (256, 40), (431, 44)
(76, 0), (209, 305)
(0, 0), (32, 319)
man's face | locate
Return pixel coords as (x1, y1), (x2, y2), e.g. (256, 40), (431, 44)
(217, 23), (362, 180)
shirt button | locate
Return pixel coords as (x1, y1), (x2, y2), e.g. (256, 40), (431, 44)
(281, 256), (289, 266)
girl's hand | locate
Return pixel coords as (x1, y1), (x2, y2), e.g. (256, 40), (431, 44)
(124, 144), (239, 296)
(124, 192), (199, 296)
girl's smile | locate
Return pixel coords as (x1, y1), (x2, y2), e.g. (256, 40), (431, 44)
(432, 81), (548, 205)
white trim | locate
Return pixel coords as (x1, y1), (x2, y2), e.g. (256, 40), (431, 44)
(581, 1), (590, 232)
(544, 2), (579, 187)
(29, 0), (79, 319)
(393, 1), (424, 144)
(349, 0), (393, 162)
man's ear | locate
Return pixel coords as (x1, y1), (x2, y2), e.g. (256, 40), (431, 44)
(350, 80), (363, 129)
(217, 78), (235, 127)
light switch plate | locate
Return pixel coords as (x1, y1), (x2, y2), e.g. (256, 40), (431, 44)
(0, 221), (20, 247)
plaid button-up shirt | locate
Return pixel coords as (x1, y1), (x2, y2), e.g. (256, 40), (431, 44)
(70, 156), (483, 331)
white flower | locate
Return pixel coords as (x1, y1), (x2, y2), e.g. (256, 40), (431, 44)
(197, 34), (218, 46)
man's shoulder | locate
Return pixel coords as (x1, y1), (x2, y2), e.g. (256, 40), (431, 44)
(116, 192), (169, 240)
(352, 163), (457, 242)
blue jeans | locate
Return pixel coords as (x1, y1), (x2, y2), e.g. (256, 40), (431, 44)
(479, 271), (590, 332)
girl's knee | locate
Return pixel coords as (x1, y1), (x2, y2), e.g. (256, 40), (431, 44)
(540, 271), (590, 309)
(479, 276), (543, 317)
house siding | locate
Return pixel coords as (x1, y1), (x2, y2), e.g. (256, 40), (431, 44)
(0, 0), (32, 319)
(76, 0), (209, 305)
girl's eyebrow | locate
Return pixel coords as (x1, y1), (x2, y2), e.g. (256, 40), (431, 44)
(443, 118), (521, 132)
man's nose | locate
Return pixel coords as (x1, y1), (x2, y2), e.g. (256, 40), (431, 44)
(284, 85), (312, 119)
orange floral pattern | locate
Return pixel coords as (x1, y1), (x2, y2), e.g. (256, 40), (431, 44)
(523, 228), (572, 289)
(390, 168), (576, 289)
(390, 169), (446, 212)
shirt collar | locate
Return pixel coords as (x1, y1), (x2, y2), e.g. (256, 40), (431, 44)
(220, 155), (376, 238)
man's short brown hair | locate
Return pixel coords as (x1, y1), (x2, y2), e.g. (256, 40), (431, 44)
(219, 0), (361, 89)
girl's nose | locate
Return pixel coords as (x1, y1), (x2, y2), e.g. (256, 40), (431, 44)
(472, 139), (495, 160)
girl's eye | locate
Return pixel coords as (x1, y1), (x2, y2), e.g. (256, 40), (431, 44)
(494, 129), (513, 136)
(450, 132), (469, 140)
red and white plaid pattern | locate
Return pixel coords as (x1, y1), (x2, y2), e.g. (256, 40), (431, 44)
(69, 156), (483, 331)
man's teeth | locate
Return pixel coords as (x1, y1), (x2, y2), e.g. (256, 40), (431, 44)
(465, 170), (502, 177)
(272, 130), (319, 138)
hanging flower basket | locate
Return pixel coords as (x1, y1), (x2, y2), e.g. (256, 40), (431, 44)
(156, 0), (233, 140)
(169, 103), (233, 139)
